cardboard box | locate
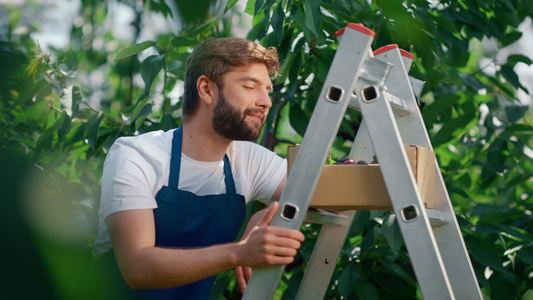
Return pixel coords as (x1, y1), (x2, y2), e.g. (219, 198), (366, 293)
(287, 145), (435, 210)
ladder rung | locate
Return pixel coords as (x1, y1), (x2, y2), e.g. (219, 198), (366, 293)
(383, 91), (410, 116)
(304, 208), (448, 227)
(348, 92), (411, 116)
(426, 209), (448, 227)
(304, 209), (347, 226)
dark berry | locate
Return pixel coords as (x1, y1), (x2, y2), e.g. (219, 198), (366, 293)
(334, 157), (356, 165)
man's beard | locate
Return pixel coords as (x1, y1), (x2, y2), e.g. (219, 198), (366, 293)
(212, 89), (266, 141)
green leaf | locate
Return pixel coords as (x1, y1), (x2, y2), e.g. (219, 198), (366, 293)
(472, 203), (509, 215)
(294, 5), (314, 41)
(101, 130), (122, 153)
(14, 79), (49, 106)
(431, 100), (477, 146)
(57, 111), (71, 141)
(505, 104), (529, 123)
(254, 0), (264, 15)
(71, 86), (82, 119)
(133, 103), (153, 131)
(288, 102), (308, 137)
(497, 225), (533, 243)
(507, 54), (533, 67)
(522, 289), (533, 300)
(158, 113), (179, 131)
(448, 186), (472, 200)
(348, 211), (370, 238)
(288, 49), (304, 87)
(432, 13), (459, 34)
(11, 100), (48, 127)
(148, 0), (174, 18)
(354, 277), (379, 300)
(378, 259), (417, 287)
(224, 0), (240, 13)
(271, 3), (285, 44)
(381, 213), (404, 254)
(422, 93), (460, 127)
(130, 94), (149, 124)
(84, 113), (102, 151)
(499, 64), (524, 91)
(303, 0), (322, 37)
(276, 51), (297, 84)
(248, 12), (268, 40)
(502, 31), (523, 47)
(140, 54), (165, 95)
(370, 270), (414, 295)
(183, 18), (219, 37)
(210, 273), (230, 300)
(170, 36), (197, 48)
(244, 0), (256, 15)
(467, 237), (506, 273)
(489, 271), (517, 300)
(518, 244), (533, 265)
(171, 0), (216, 25)
(337, 266), (358, 298)
(459, 74), (484, 92)
(114, 41), (156, 61)
(166, 60), (184, 77)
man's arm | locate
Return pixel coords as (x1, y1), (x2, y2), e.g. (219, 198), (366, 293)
(107, 201), (303, 290)
(271, 175), (286, 202)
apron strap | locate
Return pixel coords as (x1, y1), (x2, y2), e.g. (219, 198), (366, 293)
(169, 127), (237, 194)
(223, 155), (236, 194)
(168, 127), (183, 188)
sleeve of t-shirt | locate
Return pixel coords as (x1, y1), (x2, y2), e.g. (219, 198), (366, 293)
(240, 142), (287, 204)
(99, 138), (160, 220)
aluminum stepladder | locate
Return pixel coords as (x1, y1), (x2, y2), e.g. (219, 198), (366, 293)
(242, 23), (482, 300)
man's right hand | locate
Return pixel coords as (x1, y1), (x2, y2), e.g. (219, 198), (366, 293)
(235, 202), (305, 294)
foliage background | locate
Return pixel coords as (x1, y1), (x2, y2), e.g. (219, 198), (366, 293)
(1, 0), (533, 299)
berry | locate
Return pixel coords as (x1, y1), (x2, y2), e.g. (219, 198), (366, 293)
(356, 160), (368, 165)
(334, 157), (356, 165)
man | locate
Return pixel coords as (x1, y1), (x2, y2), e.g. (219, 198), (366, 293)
(93, 37), (305, 299)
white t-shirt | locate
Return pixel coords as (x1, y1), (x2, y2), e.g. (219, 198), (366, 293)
(93, 129), (287, 259)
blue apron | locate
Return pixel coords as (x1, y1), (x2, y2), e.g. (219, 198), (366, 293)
(102, 127), (246, 300)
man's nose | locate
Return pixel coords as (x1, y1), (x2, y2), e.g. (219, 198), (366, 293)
(257, 90), (272, 109)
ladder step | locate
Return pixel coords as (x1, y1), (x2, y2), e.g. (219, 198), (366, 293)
(304, 208), (447, 227)
(349, 91), (411, 116)
(427, 209), (448, 227)
(304, 209), (347, 226)
(384, 91), (411, 116)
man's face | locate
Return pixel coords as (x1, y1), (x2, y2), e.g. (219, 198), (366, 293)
(211, 63), (273, 141)
(212, 89), (264, 141)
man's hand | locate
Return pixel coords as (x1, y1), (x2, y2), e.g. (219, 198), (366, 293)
(235, 202), (305, 294)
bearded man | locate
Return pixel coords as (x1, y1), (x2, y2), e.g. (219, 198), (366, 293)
(93, 37), (304, 299)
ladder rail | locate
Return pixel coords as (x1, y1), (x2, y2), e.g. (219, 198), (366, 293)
(295, 120), (375, 300)
(355, 78), (455, 299)
(295, 211), (355, 300)
(375, 47), (483, 299)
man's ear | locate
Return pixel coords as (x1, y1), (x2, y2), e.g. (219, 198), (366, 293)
(196, 75), (217, 105)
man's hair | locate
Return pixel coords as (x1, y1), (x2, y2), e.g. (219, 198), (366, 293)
(182, 37), (279, 119)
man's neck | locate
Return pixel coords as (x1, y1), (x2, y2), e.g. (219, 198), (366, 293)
(180, 119), (232, 162)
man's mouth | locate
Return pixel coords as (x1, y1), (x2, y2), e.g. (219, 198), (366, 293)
(247, 113), (264, 123)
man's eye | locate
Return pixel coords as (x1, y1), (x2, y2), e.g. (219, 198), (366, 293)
(243, 86), (253, 90)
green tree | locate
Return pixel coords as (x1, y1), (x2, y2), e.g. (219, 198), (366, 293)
(1, 0), (532, 299)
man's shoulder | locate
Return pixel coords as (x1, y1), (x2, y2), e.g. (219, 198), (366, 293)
(230, 140), (271, 153)
(228, 141), (284, 161)
(108, 129), (174, 159)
